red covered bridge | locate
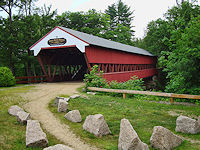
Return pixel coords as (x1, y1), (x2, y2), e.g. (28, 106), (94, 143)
(30, 26), (157, 82)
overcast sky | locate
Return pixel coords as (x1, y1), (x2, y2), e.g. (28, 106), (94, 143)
(1, 0), (199, 38)
(35, 0), (179, 38)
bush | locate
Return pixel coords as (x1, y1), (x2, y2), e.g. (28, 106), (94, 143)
(109, 76), (144, 91)
(84, 65), (144, 93)
(0, 67), (16, 87)
(83, 65), (107, 89)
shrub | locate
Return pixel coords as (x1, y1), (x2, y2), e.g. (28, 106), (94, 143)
(83, 65), (107, 89)
(84, 65), (144, 93)
(0, 67), (16, 87)
(109, 76), (144, 90)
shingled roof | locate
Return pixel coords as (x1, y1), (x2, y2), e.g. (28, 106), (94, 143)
(58, 26), (154, 57)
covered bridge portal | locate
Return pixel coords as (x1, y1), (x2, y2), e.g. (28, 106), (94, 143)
(30, 26), (157, 82)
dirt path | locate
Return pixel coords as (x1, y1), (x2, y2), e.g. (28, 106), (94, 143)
(22, 82), (99, 150)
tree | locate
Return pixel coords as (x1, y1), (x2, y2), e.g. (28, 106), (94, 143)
(0, 0), (21, 74)
(139, 1), (200, 94)
(56, 9), (110, 36)
(159, 16), (200, 94)
(105, 0), (134, 44)
(105, 0), (133, 29)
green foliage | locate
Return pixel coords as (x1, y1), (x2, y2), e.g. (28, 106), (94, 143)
(56, 9), (110, 36)
(137, 1), (200, 94)
(0, 67), (16, 87)
(105, 0), (133, 29)
(104, 0), (134, 45)
(109, 76), (144, 91)
(49, 94), (200, 149)
(83, 65), (107, 89)
(84, 65), (144, 93)
(159, 16), (200, 94)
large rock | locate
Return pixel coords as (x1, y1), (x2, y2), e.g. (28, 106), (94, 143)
(43, 144), (73, 150)
(57, 99), (68, 112)
(54, 97), (70, 106)
(150, 126), (183, 150)
(70, 94), (80, 99)
(26, 120), (48, 148)
(8, 105), (23, 116)
(64, 110), (82, 123)
(176, 115), (200, 134)
(118, 119), (149, 150)
(16, 111), (31, 125)
(83, 114), (111, 137)
(87, 92), (96, 95)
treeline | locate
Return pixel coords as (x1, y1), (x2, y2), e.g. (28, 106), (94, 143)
(136, 1), (200, 94)
(0, 0), (134, 77)
(0, 0), (199, 94)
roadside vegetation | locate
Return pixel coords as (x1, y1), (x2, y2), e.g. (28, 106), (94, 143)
(0, 86), (61, 150)
(49, 93), (200, 150)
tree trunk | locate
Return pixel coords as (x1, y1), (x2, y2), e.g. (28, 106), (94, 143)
(8, 1), (15, 75)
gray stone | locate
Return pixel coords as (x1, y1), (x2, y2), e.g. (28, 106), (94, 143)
(150, 126), (183, 150)
(54, 97), (69, 106)
(57, 99), (68, 113)
(54, 97), (61, 106)
(83, 114), (111, 137)
(16, 111), (31, 125)
(26, 120), (48, 148)
(70, 94), (80, 99)
(64, 110), (82, 123)
(176, 115), (200, 134)
(198, 116), (200, 125)
(81, 95), (89, 99)
(8, 105), (23, 116)
(43, 144), (73, 150)
(64, 98), (70, 102)
(82, 88), (86, 92)
(87, 92), (96, 95)
(118, 119), (149, 150)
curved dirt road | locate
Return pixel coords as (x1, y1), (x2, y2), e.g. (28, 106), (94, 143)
(22, 82), (99, 150)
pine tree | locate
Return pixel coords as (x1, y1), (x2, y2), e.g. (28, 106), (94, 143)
(105, 0), (133, 30)
(104, 0), (134, 45)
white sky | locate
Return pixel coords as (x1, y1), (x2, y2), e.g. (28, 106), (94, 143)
(35, 0), (178, 38)
(1, 0), (199, 38)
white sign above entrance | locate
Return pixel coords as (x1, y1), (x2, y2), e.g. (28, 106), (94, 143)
(30, 27), (89, 56)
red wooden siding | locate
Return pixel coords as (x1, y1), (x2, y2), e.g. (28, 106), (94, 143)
(85, 45), (157, 82)
(103, 69), (158, 82)
(85, 46), (157, 64)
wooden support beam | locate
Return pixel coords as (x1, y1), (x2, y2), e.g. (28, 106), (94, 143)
(170, 97), (174, 104)
(84, 53), (90, 72)
(37, 55), (48, 77)
(98, 64), (100, 72)
(118, 65), (120, 72)
(123, 93), (127, 99)
(88, 64), (92, 71)
(59, 65), (62, 76)
(48, 64), (51, 78)
(102, 64), (105, 72)
(105, 64), (108, 73)
(53, 65), (57, 78)
(115, 64), (117, 72)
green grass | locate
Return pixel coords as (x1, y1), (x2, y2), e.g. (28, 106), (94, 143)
(0, 86), (61, 150)
(49, 94), (200, 150)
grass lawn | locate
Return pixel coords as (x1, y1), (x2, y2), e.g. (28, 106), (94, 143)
(49, 93), (200, 150)
(0, 85), (61, 150)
